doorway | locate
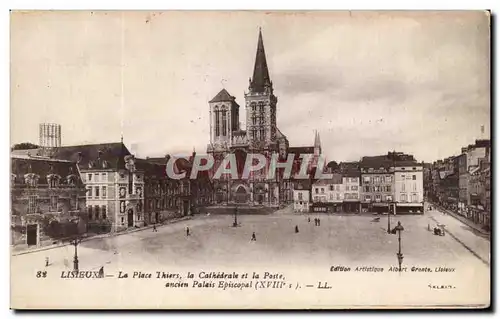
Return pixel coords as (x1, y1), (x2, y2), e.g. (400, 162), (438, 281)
(26, 224), (37, 246)
(235, 186), (248, 204)
(127, 209), (134, 227)
(183, 200), (189, 216)
(216, 192), (224, 204)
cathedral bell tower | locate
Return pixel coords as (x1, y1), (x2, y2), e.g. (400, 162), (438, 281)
(208, 88), (240, 152)
(245, 28), (278, 150)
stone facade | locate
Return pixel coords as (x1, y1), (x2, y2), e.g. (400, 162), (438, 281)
(11, 155), (87, 247)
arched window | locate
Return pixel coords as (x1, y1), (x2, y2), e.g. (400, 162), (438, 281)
(214, 107), (220, 136)
(258, 102), (265, 125)
(222, 110), (227, 136)
(258, 102), (265, 113)
(251, 102), (257, 112)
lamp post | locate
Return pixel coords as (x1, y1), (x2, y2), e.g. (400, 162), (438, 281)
(233, 205), (238, 227)
(394, 221), (405, 272)
(70, 217), (84, 272)
(387, 202), (393, 234)
(71, 237), (81, 272)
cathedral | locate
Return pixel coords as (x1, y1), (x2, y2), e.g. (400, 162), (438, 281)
(206, 29), (321, 207)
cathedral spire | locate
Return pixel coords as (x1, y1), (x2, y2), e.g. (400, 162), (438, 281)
(249, 28), (271, 93)
(314, 130), (322, 155)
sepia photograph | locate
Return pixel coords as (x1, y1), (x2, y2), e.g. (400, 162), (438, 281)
(9, 10), (490, 309)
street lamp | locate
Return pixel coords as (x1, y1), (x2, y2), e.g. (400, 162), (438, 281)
(233, 205), (238, 227)
(387, 203), (392, 234)
(394, 221), (405, 272)
(70, 217), (85, 272)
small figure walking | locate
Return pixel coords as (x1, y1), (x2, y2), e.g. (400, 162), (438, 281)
(318, 218), (321, 226)
(186, 226), (190, 237)
(308, 217), (311, 223)
(295, 225), (299, 233)
(153, 225), (157, 232)
(314, 218), (318, 226)
(251, 232), (257, 241)
(45, 257), (49, 267)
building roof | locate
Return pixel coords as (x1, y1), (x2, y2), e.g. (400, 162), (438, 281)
(11, 148), (43, 156)
(394, 160), (423, 167)
(249, 29), (272, 93)
(209, 88), (236, 103)
(339, 161), (359, 172)
(312, 174), (342, 186)
(294, 180), (311, 190)
(11, 156), (84, 187)
(135, 158), (166, 178)
(144, 157), (168, 165)
(342, 170), (360, 178)
(288, 146), (315, 154)
(360, 155), (393, 169)
(313, 179), (330, 186)
(50, 142), (131, 171)
(475, 139), (490, 148)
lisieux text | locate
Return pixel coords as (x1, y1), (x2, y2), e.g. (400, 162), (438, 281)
(54, 266), (460, 291)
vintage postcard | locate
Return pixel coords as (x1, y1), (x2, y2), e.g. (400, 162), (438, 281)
(10, 10), (490, 309)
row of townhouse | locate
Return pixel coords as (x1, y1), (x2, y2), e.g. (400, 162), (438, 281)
(426, 139), (490, 229)
(293, 152), (424, 214)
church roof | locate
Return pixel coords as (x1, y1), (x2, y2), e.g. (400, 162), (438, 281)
(209, 88), (236, 103)
(249, 29), (271, 93)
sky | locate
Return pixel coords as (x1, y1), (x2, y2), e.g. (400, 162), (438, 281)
(10, 11), (490, 162)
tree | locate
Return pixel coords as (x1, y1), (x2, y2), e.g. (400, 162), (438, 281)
(327, 161), (339, 172)
(11, 142), (39, 151)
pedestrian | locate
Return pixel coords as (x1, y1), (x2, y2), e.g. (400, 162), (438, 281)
(186, 226), (190, 237)
(314, 218), (318, 226)
(153, 225), (157, 232)
(251, 232), (256, 241)
(318, 218), (321, 226)
(295, 225), (299, 233)
(308, 217), (311, 223)
(45, 257), (49, 267)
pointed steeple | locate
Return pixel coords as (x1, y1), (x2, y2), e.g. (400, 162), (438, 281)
(314, 130), (322, 155)
(314, 130), (321, 148)
(249, 28), (271, 93)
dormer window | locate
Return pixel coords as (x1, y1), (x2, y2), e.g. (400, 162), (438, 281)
(47, 174), (61, 188)
(24, 173), (40, 188)
(67, 175), (77, 186)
